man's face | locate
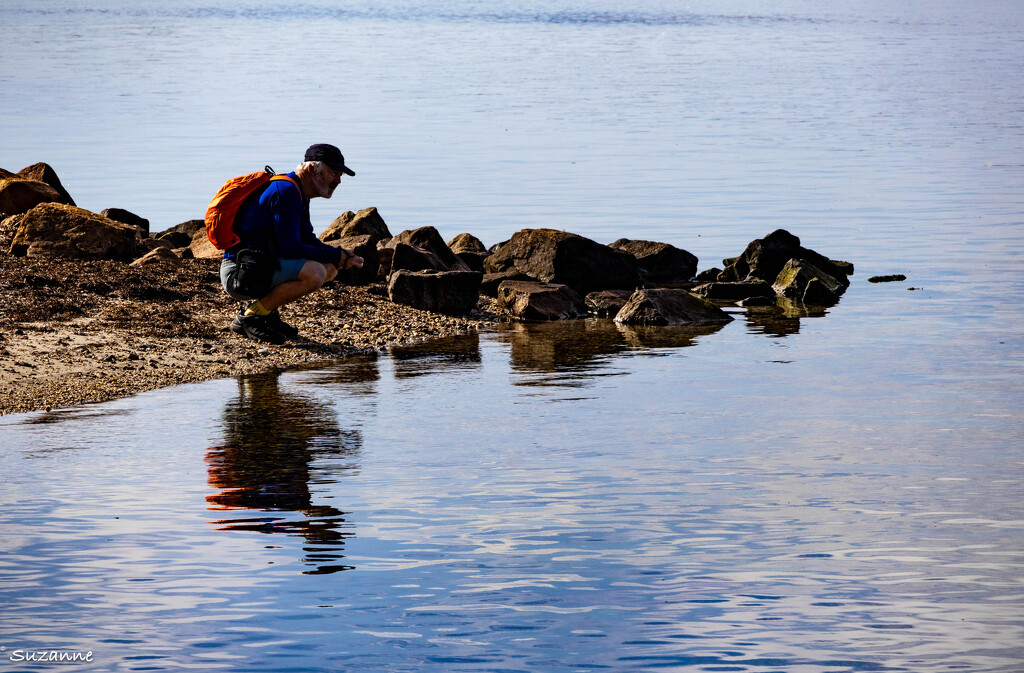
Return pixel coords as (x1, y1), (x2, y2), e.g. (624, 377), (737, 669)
(314, 163), (343, 199)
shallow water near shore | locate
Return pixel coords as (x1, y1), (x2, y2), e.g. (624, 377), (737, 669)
(2, 281), (1023, 671)
(2, 0), (1024, 670)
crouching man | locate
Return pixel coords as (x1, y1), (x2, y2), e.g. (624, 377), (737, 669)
(220, 143), (363, 344)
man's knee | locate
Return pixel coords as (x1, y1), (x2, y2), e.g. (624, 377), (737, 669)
(298, 261), (329, 290)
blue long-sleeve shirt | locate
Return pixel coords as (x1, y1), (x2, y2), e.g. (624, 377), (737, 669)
(226, 172), (342, 265)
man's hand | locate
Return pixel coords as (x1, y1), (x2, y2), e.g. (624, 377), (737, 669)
(338, 249), (364, 270)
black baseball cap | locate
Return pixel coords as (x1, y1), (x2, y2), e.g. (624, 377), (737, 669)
(305, 143), (355, 176)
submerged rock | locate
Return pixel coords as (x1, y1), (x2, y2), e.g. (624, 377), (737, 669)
(719, 229), (850, 294)
(614, 288), (733, 326)
(496, 280), (586, 321)
(868, 274), (907, 283)
(772, 258), (846, 304)
(691, 280), (775, 301)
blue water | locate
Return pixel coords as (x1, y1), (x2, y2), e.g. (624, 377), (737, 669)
(2, 0), (1024, 671)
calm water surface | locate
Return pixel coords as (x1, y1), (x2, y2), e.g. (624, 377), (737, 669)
(2, 0), (1023, 671)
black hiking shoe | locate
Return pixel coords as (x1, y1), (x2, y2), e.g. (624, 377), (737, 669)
(230, 311), (287, 345)
(265, 309), (300, 340)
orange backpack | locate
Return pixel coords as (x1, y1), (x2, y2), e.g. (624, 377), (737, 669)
(204, 166), (301, 250)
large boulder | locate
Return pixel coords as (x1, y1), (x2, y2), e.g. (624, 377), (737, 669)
(585, 289), (634, 317)
(609, 238), (698, 283)
(691, 280), (775, 301)
(447, 232), (488, 272)
(614, 289), (733, 326)
(0, 178), (64, 218)
(772, 258), (846, 304)
(484, 228), (642, 296)
(496, 280), (586, 321)
(718, 229), (850, 294)
(154, 219), (205, 248)
(384, 226), (470, 276)
(387, 269), (482, 316)
(9, 203), (141, 261)
(101, 208), (149, 236)
(324, 234), (379, 285)
(17, 162), (76, 206)
(188, 227), (221, 259)
(321, 206), (392, 244)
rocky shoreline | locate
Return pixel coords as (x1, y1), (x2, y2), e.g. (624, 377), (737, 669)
(1, 161), (856, 416)
(0, 254), (495, 415)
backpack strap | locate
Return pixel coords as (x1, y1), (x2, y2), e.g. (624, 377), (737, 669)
(269, 173), (303, 199)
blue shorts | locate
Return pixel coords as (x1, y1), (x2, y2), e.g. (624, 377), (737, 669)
(220, 257), (309, 301)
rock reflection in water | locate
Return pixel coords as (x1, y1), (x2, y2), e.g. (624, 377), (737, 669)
(498, 319), (727, 385)
(740, 298), (833, 337)
(390, 331), (482, 379)
(205, 372), (362, 574)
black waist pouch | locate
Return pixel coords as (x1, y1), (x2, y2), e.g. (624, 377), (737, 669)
(229, 249), (278, 298)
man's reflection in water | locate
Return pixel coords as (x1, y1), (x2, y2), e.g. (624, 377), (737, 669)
(206, 372), (361, 575)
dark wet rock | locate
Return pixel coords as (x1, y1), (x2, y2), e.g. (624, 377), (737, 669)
(772, 258), (846, 304)
(691, 280), (775, 301)
(614, 288), (733, 326)
(496, 280), (587, 321)
(325, 234), (379, 285)
(447, 233), (488, 272)
(718, 229), (850, 295)
(387, 269), (482, 316)
(868, 274), (906, 283)
(130, 247), (181, 267)
(16, 162), (76, 207)
(321, 206), (392, 244)
(10, 203), (141, 261)
(480, 270), (538, 297)
(695, 267), (722, 282)
(832, 260), (855, 276)
(385, 226), (470, 277)
(585, 289), (634, 317)
(609, 238), (698, 283)
(484, 228), (642, 296)
(101, 208), (149, 236)
(0, 177), (64, 218)
(154, 219), (205, 248)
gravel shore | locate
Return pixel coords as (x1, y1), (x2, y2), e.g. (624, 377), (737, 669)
(0, 254), (495, 416)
